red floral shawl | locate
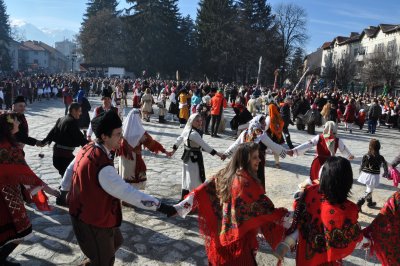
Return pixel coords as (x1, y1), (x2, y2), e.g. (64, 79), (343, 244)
(0, 141), (46, 246)
(363, 191), (400, 266)
(290, 185), (361, 266)
(191, 170), (288, 265)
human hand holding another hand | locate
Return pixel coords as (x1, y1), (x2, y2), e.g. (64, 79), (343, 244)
(43, 185), (61, 198)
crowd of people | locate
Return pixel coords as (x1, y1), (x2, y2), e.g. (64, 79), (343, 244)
(1, 74), (400, 266)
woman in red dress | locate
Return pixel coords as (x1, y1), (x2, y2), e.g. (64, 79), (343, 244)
(292, 121), (354, 182)
(174, 143), (288, 265)
(0, 112), (59, 265)
(343, 99), (356, 133)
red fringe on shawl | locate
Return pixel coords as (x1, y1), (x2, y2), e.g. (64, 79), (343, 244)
(192, 171), (287, 266)
(363, 191), (400, 266)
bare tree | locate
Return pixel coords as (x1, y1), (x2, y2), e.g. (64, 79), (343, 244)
(335, 56), (356, 91)
(362, 49), (400, 93)
(275, 3), (308, 82)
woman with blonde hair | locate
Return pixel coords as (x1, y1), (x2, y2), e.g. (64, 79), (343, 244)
(320, 102), (331, 123)
(174, 143), (288, 265)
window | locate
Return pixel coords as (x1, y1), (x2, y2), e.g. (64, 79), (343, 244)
(375, 43), (384, 53)
(353, 48), (359, 57)
(359, 47), (366, 55)
(387, 40), (396, 54)
(33, 59), (38, 64)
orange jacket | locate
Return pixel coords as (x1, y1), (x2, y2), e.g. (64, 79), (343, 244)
(210, 92), (227, 115)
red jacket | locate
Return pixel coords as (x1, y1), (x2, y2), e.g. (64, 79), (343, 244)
(210, 92), (227, 116)
(69, 143), (122, 228)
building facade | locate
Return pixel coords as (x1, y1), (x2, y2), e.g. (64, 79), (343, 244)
(319, 24), (400, 95)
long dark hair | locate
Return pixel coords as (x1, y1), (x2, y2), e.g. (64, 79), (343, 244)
(319, 156), (353, 204)
(215, 142), (259, 204)
(0, 112), (18, 145)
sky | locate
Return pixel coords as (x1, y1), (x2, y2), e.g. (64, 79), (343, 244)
(4, 0), (400, 53)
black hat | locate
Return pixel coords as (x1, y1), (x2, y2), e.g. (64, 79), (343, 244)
(101, 88), (112, 99)
(91, 111), (122, 138)
(13, 96), (26, 104)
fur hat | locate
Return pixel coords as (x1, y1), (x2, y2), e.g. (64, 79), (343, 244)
(91, 111), (122, 138)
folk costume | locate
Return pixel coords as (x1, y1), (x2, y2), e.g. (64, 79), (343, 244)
(173, 113), (219, 200)
(140, 89), (153, 122)
(42, 113), (88, 177)
(223, 115), (286, 189)
(0, 131), (51, 264)
(118, 109), (167, 190)
(266, 104), (285, 168)
(157, 90), (167, 123)
(363, 191), (400, 266)
(357, 153), (388, 209)
(293, 122), (353, 182)
(174, 170), (288, 265)
(13, 96), (39, 147)
(68, 111), (175, 265)
(86, 89), (118, 140)
(178, 89), (189, 127)
(287, 184), (362, 265)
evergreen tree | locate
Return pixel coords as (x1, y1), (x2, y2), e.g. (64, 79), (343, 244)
(178, 15), (197, 79)
(125, 0), (183, 77)
(83, 0), (119, 22)
(78, 9), (125, 67)
(0, 0), (11, 71)
(287, 47), (304, 84)
(196, 0), (237, 81)
(235, 0), (279, 84)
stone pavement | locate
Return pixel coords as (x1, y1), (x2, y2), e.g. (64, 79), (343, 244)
(9, 96), (400, 265)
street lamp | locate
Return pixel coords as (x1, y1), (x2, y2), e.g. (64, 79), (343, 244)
(67, 54), (77, 73)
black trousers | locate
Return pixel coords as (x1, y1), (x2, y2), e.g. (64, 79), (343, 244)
(211, 115), (221, 136)
(53, 156), (74, 176)
(283, 124), (294, 149)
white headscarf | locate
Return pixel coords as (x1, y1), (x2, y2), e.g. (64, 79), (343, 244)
(245, 115), (265, 143)
(247, 115), (264, 134)
(322, 121), (338, 156)
(122, 108), (146, 148)
(180, 113), (201, 141)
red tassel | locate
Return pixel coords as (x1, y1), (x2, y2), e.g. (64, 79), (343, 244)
(32, 190), (52, 211)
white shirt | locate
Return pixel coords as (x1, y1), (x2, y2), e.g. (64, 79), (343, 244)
(61, 143), (160, 211)
(223, 130), (286, 158)
(293, 134), (353, 159)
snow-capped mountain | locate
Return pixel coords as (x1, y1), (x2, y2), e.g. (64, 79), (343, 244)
(10, 19), (77, 47)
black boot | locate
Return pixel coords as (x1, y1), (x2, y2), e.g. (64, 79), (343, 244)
(180, 189), (189, 201)
(356, 198), (365, 212)
(0, 242), (19, 266)
(367, 198), (377, 208)
(56, 190), (69, 207)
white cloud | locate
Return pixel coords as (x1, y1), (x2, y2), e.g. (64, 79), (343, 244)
(10, 18), (27, 27)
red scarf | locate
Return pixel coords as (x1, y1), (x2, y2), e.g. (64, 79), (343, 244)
(363, 191), (400, 266)
(191, 170), (288, 265)
(289, 185), (361, 265)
